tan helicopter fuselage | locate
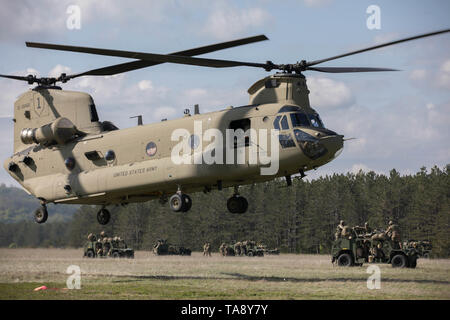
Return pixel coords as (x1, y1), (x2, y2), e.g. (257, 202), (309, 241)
(3, 73), (343, 206)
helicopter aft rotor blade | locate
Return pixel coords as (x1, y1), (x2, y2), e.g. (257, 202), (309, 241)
(26, 29), (450, 75)
(306, 67), (399, 73)
(305, 28), (450, 67)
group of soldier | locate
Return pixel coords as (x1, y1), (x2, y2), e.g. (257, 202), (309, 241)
(203, 242), (212, 256)
(335, 220), (402, 248)
(218, 240), (257, 256)
(87, 231), (125, 257)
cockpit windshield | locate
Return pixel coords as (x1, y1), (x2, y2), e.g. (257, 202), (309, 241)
(290, 113), (310, 127)
(307, 113), (324, 128)
(289, 112), (325, 129)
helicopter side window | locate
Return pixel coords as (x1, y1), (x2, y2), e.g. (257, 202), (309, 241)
(280, 115), (289, 130)
(101, 121), (119, 132)
(229, 118), (250, 147)
(290, 112), (310, 127)
(307, 114), (324, 128)
(273, 116), (281, 130)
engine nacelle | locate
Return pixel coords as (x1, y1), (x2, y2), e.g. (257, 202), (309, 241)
(20, 117), (78, 145)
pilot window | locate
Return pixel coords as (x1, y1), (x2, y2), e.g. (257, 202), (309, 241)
(307, 114), (324, 128)
(290, 112), (310, 127)
(280, 115), (289, 130)
(229, 118), (250, 147)
(273, 116), (281, 130)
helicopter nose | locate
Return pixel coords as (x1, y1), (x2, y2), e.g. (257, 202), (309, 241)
(319, 134), (344, 159)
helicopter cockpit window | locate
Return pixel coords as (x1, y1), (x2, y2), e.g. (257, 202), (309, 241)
(290, 112), (310, 127)
(273, 116), (281, 130)
(307, 114), (324, 128)
(101, 121), (119, 132)
(89, 104), (99, 122)
(280, 115), (289, 130)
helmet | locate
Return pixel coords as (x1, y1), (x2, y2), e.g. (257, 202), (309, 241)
(100, 231), (106, 237)
(340, 220), (345, 225)
(389, 220), (393, 225)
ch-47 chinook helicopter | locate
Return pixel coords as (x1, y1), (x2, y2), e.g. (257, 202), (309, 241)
(2, 29), (449, 225)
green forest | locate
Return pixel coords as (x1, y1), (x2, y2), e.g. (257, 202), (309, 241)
(0, 165), (448, 257)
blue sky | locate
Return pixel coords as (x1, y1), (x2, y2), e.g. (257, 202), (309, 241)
(0, 0), (449, 185)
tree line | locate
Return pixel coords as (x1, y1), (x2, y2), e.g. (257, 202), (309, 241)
(0, 165), (448, 257)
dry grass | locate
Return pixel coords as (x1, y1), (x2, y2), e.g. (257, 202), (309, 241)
(0, 248), (449, 299)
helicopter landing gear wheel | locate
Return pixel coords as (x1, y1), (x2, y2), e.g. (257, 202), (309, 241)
(97, 208), (110, 225)
(227, 195), (248, 214)
(169, 193), (192, 212)
(34, 205), (48, 224)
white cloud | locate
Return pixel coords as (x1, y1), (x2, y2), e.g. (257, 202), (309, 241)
(138, 80), (153, 91)
(203, 6), (270, 39)
(373, 32), (400, 45)
(435, 59), (450, 89)
(303, 0), (333, 7)
(307, 77), (353, 109)
(350, 163), (372, 174)
(409, 69), (427, 81)
(48, 64), (72, 78)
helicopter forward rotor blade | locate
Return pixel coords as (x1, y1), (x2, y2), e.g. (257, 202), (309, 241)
(26, 35), (270, 75)
(54, 35), (270, 78)
(26, 41), (269, 69)
(306, 67), (399, 73)
(306, 29), (450, 67)
(0, 74), (34, 81)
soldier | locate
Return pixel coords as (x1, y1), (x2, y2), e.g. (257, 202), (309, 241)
(335, 220), (346, 240)
(364, 222), (372, 235)
(219, 243), (226, 256)
(96, 238), (103, 257)
(386, 220), (402, 248)
(203, 242), (211, 256)
(206, 242), (211, 256)
(234, 241), (242, 256)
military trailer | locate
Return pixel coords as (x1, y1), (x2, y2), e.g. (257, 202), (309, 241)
(331, 236), (418, 268)
(84, 238), (134, 258)
(153, 239), (191, 256)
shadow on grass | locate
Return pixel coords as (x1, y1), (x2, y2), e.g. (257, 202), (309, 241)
(109, 273), (450, 285)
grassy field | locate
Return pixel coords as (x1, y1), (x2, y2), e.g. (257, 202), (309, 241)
(0, 248), (449, 299)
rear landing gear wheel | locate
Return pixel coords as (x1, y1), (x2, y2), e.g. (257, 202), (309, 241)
(34, 206), (48, 224)
(227, 195), (248, 214)
(169, 193), (192, 212)
(97, 208), (110, 225)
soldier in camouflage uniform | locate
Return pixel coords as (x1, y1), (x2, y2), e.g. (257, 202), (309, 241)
(219, 243), (226, 256)
(234, 241), (242, 256)
(335, 220), (346, 240)
(386, 220), (402, 249)
(203, 242), (212, 256)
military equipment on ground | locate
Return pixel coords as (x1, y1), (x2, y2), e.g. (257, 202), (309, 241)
(258, 244), (280, 255)
(153, 239), (191, 256)
(403, 239), (432, 258)
(331, 235), (418, 268)
(84, 237), (134, 258)
(3, 30), (449, 224)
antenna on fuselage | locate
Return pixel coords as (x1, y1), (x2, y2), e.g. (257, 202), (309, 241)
(130, 115), (143, 126)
